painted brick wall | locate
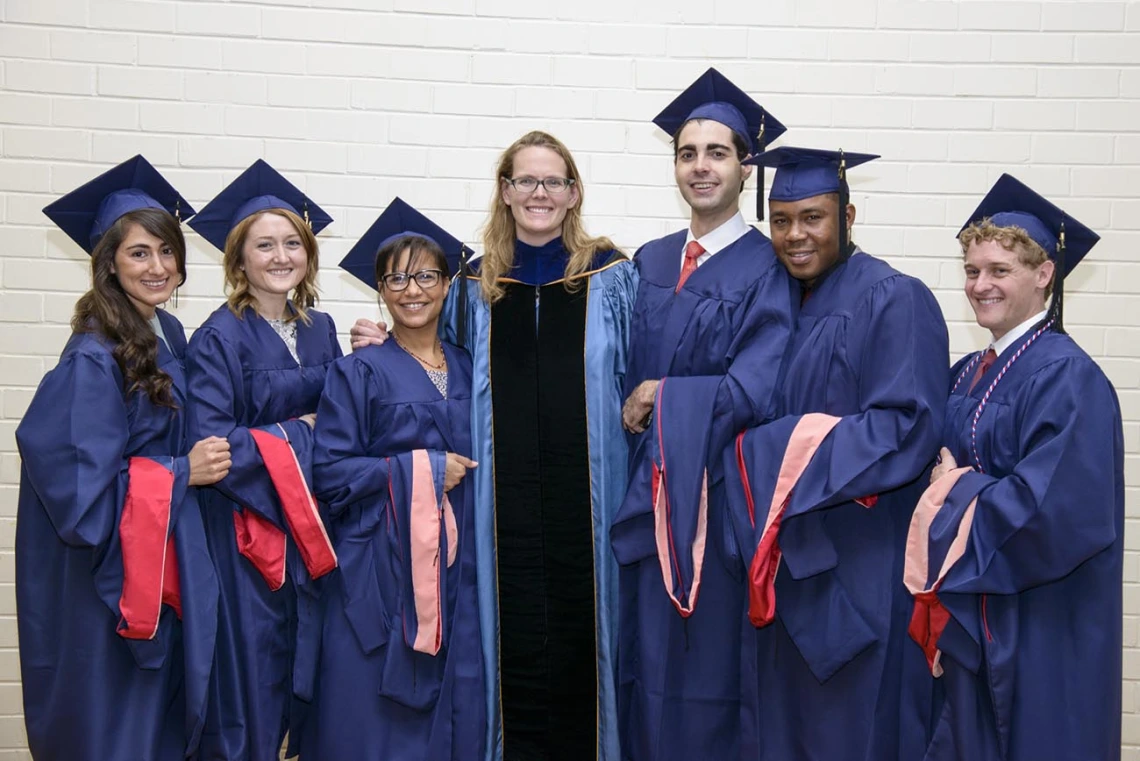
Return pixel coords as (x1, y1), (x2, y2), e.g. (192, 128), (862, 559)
(1, 0), (1138, 756)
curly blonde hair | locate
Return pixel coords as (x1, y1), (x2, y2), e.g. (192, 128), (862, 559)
(479, 130), (618, 304)
(959, 218), (1054, 298)
(224, 208), (320, 324)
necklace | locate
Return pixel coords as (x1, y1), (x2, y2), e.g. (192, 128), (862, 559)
(960, 318), (1053, 473)
(394, 334), (446, 370)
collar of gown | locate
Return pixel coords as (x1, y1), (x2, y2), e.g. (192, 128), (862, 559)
(510, 237), (570, 286)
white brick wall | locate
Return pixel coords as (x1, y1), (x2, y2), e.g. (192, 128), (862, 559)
(1, 0), (1138, 754)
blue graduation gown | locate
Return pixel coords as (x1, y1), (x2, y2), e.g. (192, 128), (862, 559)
(186, 304), (341, 761)
(909, 331), (1123, 761)
(15, 310), (218, 761)
(610, 228), (794, 761)
(307, 340), (485, 761)
(724, 251), (948, 761)
(441, 241), (637, 761)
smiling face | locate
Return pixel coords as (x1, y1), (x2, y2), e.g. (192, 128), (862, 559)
(501, 145), (579, 247)
(378, 241), (450, 334)
(674, 119), (752, 231)
(239, 212), (309, 308)
(111, 221), (181, 319)
(963, 238), (1054, 341)
(768, 194), (855, 287)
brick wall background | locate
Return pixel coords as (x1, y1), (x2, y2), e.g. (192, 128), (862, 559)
(1, 0), (1138, 756)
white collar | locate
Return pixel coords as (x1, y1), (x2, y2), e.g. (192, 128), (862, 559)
(991, 309), (1048, 357)
(685, 211), (749, 256)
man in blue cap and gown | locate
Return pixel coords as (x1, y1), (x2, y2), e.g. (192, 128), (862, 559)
(907, 174), (1123, 761)
(724, 146), (949, 760)
(610, 68), (795, 761)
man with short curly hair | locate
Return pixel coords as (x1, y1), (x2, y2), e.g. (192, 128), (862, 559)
(909, 174), (1124, 761)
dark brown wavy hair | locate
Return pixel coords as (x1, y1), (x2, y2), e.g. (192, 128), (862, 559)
(71, 208), (186, 408)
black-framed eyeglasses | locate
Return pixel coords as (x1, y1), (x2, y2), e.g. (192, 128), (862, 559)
(379, 269), (444, 291)
(503, 176), (575, 194)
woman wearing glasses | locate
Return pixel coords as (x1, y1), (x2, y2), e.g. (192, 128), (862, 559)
(462, 130), (639, 761)
(184, 160), (342, 761)
(354, 132), (635, 761)
(462, 130), (640, 761)
(307, 200), (484, 761)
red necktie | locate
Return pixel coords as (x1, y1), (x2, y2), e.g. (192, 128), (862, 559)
(676, 240), (704, 293)
(967, 348), (997, 393)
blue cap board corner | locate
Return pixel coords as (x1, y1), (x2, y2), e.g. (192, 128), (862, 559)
(43, 154), (196, 255)
(188, 158), (333, 253)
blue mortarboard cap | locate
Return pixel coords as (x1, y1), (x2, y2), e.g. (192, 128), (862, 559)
(653, 68), (786, 157)
(43, 155), (195, 255)
(339, 197), (473, 291)
(959, 173), (1098, 277)
(745, 146), (879, 202)
(188, 159), (333, 252)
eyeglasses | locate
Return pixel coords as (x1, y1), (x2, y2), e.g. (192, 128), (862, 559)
(380, 269), (444, 291)
(504, 176), (576, 195)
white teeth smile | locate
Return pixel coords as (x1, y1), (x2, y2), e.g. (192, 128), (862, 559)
(526, 207), (553, 214)
(267, 269), (293, 276)
(141, 279), (168, 288)
(978, 298), (1002, 305)
(402, 303), (426, 311)
(692, 183), (715, 190)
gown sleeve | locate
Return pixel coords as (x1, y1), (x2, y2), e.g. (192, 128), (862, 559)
(776, 276), (947, 516)
(728, 277), (948, 549)
(724, 276), (948, 680)
(311, 356), (393, 515)
(664, 260), (795, 458)
(611, 262), (794, 612)
(18, 350), (190, 549)
(17, 348), (191, 641)
(186, 326), (313, 523)
(939, 357), (1122, 595)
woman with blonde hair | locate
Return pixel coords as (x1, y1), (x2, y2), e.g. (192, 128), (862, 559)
(352, 131), (636, 761)
(186, 160), (342, 761)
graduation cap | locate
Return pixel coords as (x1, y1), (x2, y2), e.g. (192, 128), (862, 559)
(653, 67), (787, 220)
(339, 197), (474, 346)
(745, 146), (879, 259)
(188, 159), (333, 253)
(43, 155), (195, 255)
(960, 173), (1099, 334)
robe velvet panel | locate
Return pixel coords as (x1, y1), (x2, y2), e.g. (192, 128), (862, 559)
(441, 254), (636, 761)
(308, 340), (485, 761)
(185, 304), (341, 761)
(15, 310), (218, 761)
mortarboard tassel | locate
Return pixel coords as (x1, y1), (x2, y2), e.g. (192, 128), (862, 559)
(837, 150), (852, 258)
(1049, 222), (1067, 335)
(456, 247), (470, 350)
(754, 115), (767, 222)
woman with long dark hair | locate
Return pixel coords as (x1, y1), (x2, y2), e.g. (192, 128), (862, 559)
(16, 156), (230, 761)
(185, 159), (341, 761)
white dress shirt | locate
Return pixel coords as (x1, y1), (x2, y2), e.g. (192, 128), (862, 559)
(681, 211), (750, 269)
(990, 309), (1049, 358)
